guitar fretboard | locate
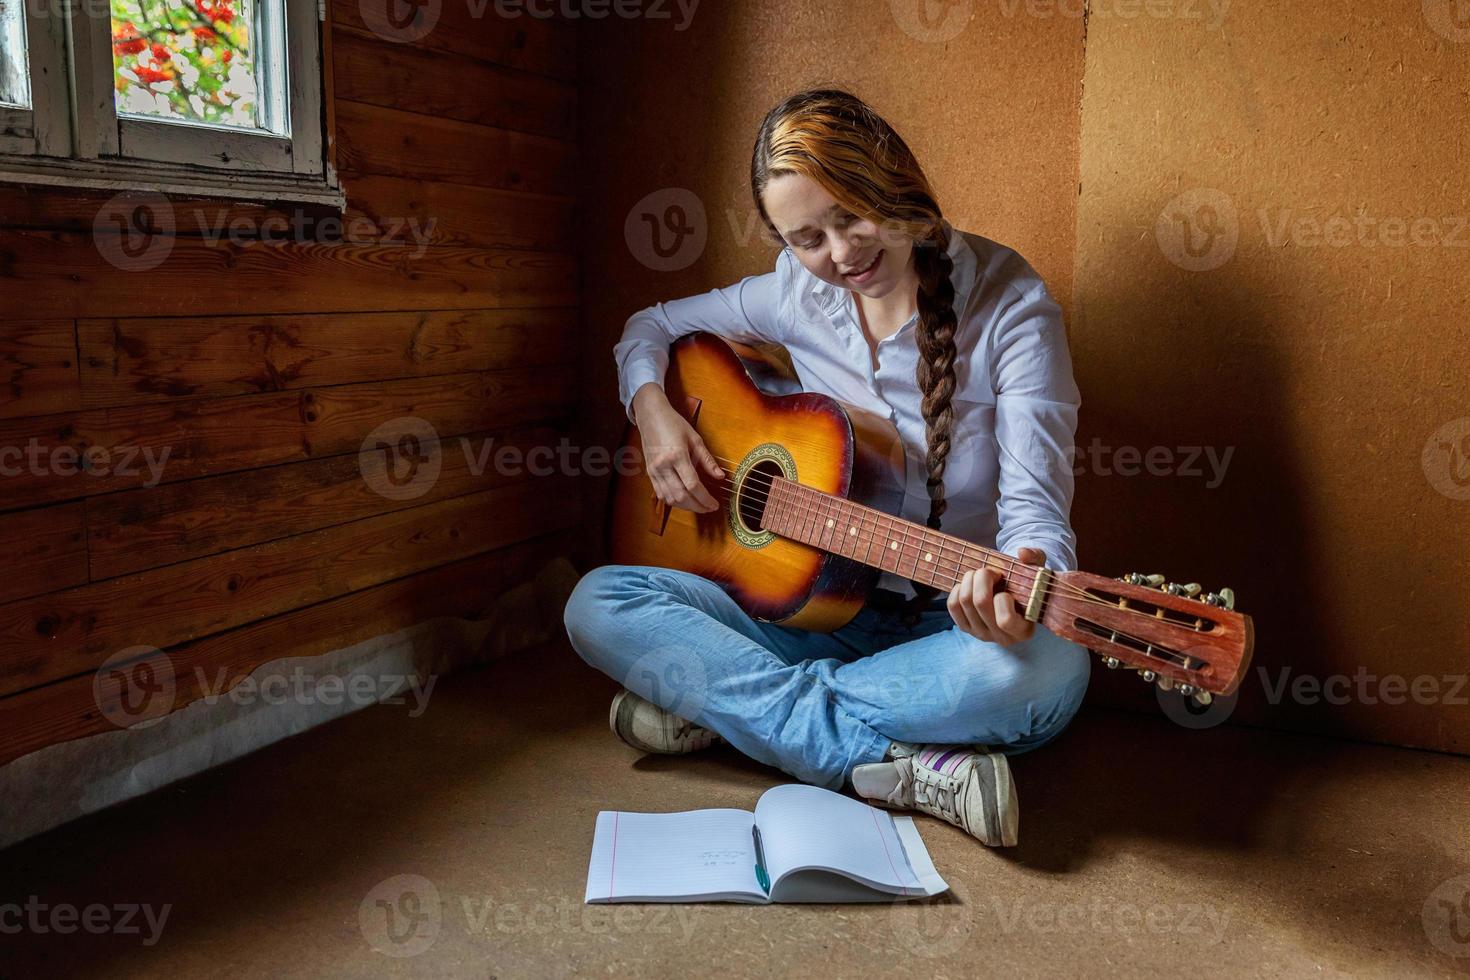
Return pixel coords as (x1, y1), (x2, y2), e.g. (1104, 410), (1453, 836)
(759, 476), (1041, 596)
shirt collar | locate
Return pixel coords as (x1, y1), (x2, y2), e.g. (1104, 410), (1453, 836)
(806, 220), (977, 317)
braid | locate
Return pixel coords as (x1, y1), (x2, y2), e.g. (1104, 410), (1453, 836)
(904, 222), (959, 620)
(746, 88), (960, 622)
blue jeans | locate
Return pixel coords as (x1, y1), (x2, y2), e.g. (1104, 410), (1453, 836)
(563, 565), (1092, 790)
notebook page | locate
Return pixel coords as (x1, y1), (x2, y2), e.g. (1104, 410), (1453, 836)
(584, 808), (764, 903)
(754, 784), (923, 896)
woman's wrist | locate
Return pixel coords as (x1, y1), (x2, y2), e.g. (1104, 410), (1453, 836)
(630, 382), (672, 424)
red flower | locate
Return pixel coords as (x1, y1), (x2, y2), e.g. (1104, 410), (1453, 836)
(222, 50), (233, 63)
(134, 66), (172, 84)
(114, 36), (147, 55)
(192, 25), (216, 40)
(150, 42), (169, 60)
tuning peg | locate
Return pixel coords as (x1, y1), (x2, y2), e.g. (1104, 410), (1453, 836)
(1177, 683), (1195, 697)
(1191, 690), (1213, 706)
(1165, 582), (1202, 597)
(1139, 669), (1157, 683)
(1204, 588), (1237, 610)
(1156, 676), (1174, 691)
(1102, 656), (1120, 669)
(1121, 572), (1167, 588)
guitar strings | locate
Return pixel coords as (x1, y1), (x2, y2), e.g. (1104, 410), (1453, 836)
(706, 473), (1198, 667)
(657, 453), (1209, 647)
(693, 453), (1134, 616)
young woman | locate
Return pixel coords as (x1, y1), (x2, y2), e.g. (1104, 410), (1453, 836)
(563, 89), (1089, 847)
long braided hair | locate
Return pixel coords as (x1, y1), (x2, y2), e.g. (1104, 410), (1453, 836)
(750, 89), (959, 615)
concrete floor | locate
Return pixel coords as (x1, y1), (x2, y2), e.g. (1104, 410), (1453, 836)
(3, 639), (1469, 979)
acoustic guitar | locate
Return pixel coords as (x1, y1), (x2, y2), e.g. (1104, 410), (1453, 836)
(609, 333), (1253, 699)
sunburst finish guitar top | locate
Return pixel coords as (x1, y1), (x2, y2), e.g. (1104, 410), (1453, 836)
(609, 333), (1254, 698)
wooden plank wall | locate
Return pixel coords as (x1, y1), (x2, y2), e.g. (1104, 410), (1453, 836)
(0, 5), (581, 765)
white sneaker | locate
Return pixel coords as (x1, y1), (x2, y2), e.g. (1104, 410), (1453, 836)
(609, 689), (724, 755)
(852, 744), (1019, 847)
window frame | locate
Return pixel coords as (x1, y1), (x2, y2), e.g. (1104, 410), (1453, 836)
(0, 0), (339, 208)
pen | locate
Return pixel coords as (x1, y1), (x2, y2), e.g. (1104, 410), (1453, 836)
(752, 825), (770, 893)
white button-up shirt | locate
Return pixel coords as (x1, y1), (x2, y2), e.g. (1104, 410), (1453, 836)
(615, 227), (1081, 593)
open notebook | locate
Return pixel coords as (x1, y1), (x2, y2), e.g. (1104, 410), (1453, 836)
(584, 784), (948, 904)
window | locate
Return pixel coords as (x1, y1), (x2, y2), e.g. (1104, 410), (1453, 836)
(0, 0), (336, 205)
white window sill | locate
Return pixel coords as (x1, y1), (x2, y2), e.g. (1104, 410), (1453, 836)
(0, 154), (345, 211)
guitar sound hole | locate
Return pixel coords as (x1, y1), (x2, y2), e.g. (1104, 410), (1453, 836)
(736, 460), (784, 532)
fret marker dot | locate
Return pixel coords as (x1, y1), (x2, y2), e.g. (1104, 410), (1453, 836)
(825, 519), (835, 528)
(889, 541), (898, 550)
(924, 552), (933, 562)
(849, 527), (857, 536)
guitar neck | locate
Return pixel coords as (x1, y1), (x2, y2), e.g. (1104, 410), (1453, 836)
(760, 476), (1044, 597)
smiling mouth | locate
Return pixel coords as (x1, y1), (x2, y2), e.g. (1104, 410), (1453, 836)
(842, 251), (882, 279)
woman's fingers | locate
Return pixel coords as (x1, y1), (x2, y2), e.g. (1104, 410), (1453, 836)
(673, 457), (719, 512)
(992, 587), (1034, 643)
(949, 570), (993, 642)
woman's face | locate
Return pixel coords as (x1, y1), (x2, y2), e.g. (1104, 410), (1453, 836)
(762, 172), (916, 301)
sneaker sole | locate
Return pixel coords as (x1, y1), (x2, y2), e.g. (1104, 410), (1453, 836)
(986, 752), (1019, 847)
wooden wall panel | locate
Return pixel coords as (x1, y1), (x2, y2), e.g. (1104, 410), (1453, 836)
(341, 176), (578, 252)
(334, 101), (578, 195)
(334, 30), (577, 140)
(330, 0), (576, 80)
(86, 422), (566, 578)
(0, 477), (579, 698)
(0, 530), (577, 768)
(0, 503), (88, 604)
(77, 309), (576, 408)
(0, 367), (576, 510)
(1, 321), (80, 419)
(0, 9), (582, 765)
(0, 232), (577, 320)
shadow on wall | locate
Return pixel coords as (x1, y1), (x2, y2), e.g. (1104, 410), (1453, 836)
(1069, 211), (1339, 745)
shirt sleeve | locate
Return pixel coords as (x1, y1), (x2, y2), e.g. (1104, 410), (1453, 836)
(614, 249), (794, 423)
(987, 283), (1082, 572)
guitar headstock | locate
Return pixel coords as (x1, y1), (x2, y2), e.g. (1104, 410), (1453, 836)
(1040, 569), (1254, 699)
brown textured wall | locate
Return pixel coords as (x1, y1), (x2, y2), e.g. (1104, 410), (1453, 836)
(578, 0), (1087, 538)
(1072, 1), (1470, 752)
(578, 1), (1469, 755)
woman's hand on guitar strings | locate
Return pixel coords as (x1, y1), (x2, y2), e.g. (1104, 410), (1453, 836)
(947, 547), (1047, 648)
(632, 383), (726, 513)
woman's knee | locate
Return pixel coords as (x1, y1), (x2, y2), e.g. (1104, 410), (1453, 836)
(562, 564), (640, 661)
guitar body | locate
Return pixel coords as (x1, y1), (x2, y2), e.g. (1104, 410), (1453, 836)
(609, 333), (906, 631)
